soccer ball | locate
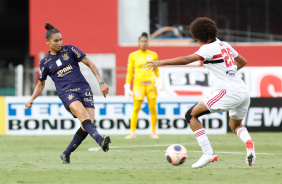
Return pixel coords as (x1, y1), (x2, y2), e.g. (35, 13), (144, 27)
(165, 144), (187, 166)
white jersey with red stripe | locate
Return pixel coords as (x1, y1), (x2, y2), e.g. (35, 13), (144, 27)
(194, 38), (247, 92)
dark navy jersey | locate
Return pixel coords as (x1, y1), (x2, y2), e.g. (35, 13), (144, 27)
(38, 45), (90, 95)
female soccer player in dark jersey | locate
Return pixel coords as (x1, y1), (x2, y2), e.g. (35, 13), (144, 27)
(25, 23), (111, 164)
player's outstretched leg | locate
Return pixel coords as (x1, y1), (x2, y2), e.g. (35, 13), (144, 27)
(246, 140), (255, 166)
(192, 152), (218, 168)
(60, 127), (88, 164)
(100, 136), (111, 152)
(60, 153), (71, 164)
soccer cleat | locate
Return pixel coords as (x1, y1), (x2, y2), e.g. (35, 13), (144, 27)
(246, 140), (256, 166)
(192, 153), (218, 168)
(125, 132), (136, 139)
(100, 136), (111, 152)
(151, 132), (159, 139)
(60, 153), (71, 164)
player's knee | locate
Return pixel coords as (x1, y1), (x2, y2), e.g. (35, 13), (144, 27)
(71, 107), (89, 120)
(81, 119), (92, 130)
(133, 106), (141, 114)
(185, 104), (197, 124)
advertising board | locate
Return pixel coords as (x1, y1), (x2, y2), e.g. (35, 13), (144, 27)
(3, 96), (227, 135)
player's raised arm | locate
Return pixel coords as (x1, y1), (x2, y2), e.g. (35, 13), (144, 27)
(81, 56), (109, 98)
(25, 80), (45, 109)
(146, 54), (202, 71)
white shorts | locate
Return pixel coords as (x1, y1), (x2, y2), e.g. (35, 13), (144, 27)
(203, 89), (250, 120)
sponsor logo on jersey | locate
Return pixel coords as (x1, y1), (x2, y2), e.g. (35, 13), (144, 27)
(226, 70), (236, 77)
(57, 64), (73, 77)
(71, 47), (81, 58)
(84, 97), (93, 102)
(65, 88), (81, 93)
(62, 53), (69, 61)
(67, 94), (74, 100)
(56, 59), (62, 67)
(85, 92), (92, 96)
(141, 64), (150, 70)
(44, 58), (51, 65)
(39, 67), (44, 78)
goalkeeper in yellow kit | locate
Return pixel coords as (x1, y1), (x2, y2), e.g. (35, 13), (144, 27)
(124, 32), (164, 139)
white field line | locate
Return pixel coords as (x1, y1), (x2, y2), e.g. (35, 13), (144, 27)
(88, 143), (194, 151)
(88, 143), (272, 155)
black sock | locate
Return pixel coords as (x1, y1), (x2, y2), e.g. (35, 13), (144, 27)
(82, 119), (103, 146)
(64, 127), (88, 155)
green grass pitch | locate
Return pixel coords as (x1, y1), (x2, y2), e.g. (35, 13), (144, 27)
(0, 133), (281, 184)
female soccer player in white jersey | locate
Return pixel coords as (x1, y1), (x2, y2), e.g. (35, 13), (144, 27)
(146, 17), (255, 168)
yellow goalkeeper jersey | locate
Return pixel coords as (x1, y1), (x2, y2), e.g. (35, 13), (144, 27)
(126, 49), (160, 85)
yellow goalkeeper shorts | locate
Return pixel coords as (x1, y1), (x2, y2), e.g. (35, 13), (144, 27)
(133, 82), (158, 100)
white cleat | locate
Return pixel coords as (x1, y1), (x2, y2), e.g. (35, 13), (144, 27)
(125, 132), (136, 139)
(246, 140), (256, 166)
(192, 153), (218, 168)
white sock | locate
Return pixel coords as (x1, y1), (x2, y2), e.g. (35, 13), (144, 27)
(237, 127), (252, 143)
(194, 128), (214, 155)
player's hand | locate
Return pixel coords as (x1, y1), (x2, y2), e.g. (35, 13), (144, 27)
(155, 77), (164, 91)
(100, 83), (109, 98)
(124, 84), (133, 100)
(25, 99), (34, 109)
(145, 61), (161, 71)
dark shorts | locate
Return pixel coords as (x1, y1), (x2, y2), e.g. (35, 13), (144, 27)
(59, 90), (95, 117)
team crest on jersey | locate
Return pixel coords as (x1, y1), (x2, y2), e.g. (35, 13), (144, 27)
(67, 94), (74, 100)
(62, 53), (69, 61)
(147, 54), (153, 60)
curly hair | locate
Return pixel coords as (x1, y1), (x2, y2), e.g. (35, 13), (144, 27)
(189, 17), (218, 43)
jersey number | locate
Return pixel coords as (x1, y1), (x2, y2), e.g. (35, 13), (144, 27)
(221, 48), (235, 67)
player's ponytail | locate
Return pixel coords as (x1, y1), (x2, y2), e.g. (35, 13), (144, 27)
(139, 32), (148, 40)
(45, 23), (60, 40)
